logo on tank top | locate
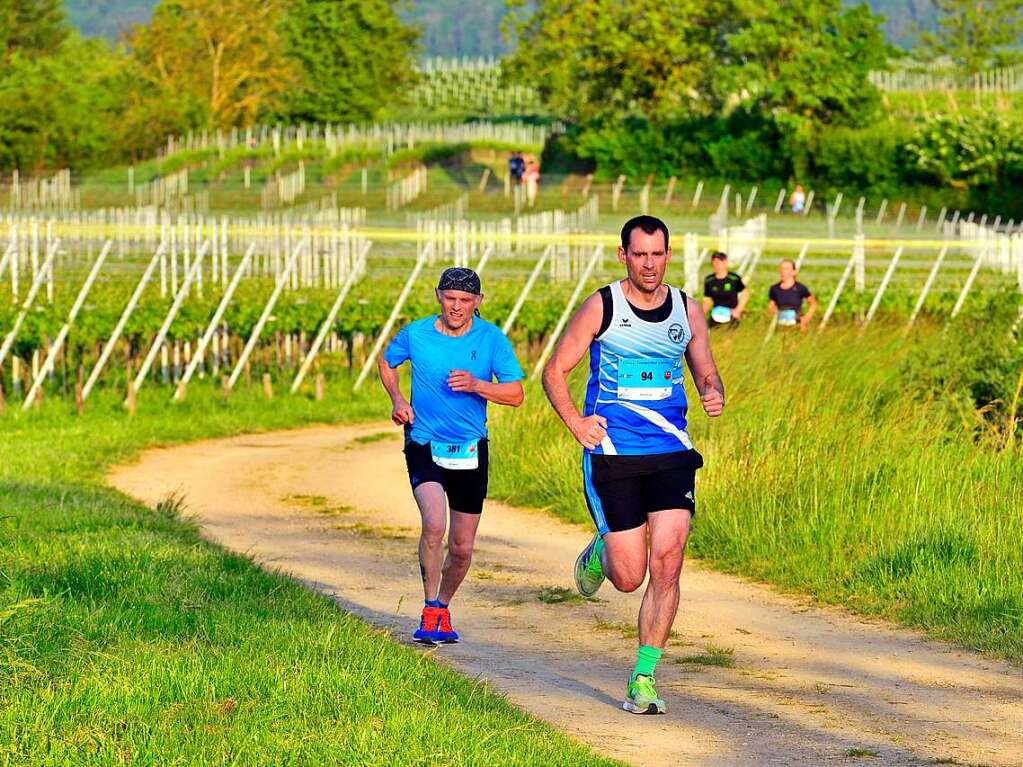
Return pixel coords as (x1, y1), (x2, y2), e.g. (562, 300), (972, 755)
(668, 323), (684, 342)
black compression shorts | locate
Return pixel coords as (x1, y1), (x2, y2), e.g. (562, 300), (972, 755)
(583, 450), (703, 534)
(404, 438), (489, 515)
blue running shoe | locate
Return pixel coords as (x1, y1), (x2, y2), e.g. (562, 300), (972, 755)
(413, 606), (442, 645)
(435, 607), (460, 643)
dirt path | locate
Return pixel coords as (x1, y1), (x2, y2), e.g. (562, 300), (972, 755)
(109, 424), (1023, 767)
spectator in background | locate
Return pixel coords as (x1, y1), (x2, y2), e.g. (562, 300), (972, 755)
(509, 152), (525, 185)
(768, 259), (817, 332)
(702, 252), (749, 329)
(523, 159), (540, 206)
(790, 185), (806, 215)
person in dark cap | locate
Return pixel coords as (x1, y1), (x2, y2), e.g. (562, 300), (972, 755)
(378, 267), (525, 645)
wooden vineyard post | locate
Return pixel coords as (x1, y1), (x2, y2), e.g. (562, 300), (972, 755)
(906, 246), (948, 330)
(353, 243), (432, 390)
(611, 175), (626, 212)
(950, 252), (985, 319)
(663, 177), (677, 206)
(75, 366), (84, 416)
(691, 180), (704, 209)
(126, 381), (136, 415)
(315, 373), (325, 401)
(132, 240), (210, 399)
(82, 245), (163, 401)
(774, 188), (786, 213)
(530, 245), (603, 381)
(818, 251), (859, 332)
(474, 244), (495, 275)
(226, 239), (306, 392)
(262, 373), (273, 401)
(174, 242), (256, 401)
(860, 247), (904, 333)
(502, 245), (552, 335)
(290, 241), (370, 394)
(0, 238), (60, 370)
(222, 375), (231, 401)
(23, 241), (113, 410)
(0, 378), (5, 414)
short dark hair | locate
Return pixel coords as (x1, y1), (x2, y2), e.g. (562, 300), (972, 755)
(780, 258), (796, 269)
(621, 215), (669, 252)
(711, 251), (728, 261)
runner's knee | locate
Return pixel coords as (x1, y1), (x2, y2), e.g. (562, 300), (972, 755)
(421, 521), (445, 547)
(608, 565), (646, 593)
(647, 548), (684, 586)
(447, 537), (474, 563)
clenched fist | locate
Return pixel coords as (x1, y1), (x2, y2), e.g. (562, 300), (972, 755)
(570, 413), (608, 450)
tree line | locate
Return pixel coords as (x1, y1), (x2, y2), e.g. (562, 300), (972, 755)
(0, 0), (416, 172)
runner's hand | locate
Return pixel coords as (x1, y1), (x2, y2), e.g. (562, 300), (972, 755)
(700, 387), (724, 417)
(391, 399), (415, 425)
(570, 414), (607, 450)
(731, 308), (743, 320)
(447, 370), (480, 393)
(799, 315), (810, 332)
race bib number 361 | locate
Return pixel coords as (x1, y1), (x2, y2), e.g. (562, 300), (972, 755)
(617, 358), (674, 401)
(430, 440), (479, 470)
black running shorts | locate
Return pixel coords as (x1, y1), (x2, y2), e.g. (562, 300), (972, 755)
(404, 438), (489, 515)
(583, 449), (703, 534)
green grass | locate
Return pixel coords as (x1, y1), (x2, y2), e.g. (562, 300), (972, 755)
(489, 320), (1023, 664)
(676, 645), (736, 668)
(0, 384), (622, 766)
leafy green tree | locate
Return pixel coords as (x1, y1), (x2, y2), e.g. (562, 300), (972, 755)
(504, 0), (730, 124)
(918, 0), (1023, 74)
(0, 0), (67, 62)
(721, 0), (889, 127)
(0, 33), (132, 170)
(281, 0), (419, 123)
(129, 0), (297, 129)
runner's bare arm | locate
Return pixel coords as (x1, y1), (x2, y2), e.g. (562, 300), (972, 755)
(447, 372), (523, 407)
(684, 296), (724, 417)
(542, 292), (608, 450)
(378, 358), (415, 425)
(736, 287), (751, 315)
(702, 296), (713, 314)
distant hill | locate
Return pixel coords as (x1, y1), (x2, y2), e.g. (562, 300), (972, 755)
(63, 0), (934, 55)
(64, 0), (155, 42)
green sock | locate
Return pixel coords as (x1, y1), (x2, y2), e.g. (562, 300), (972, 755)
(631, 645), (662, 682)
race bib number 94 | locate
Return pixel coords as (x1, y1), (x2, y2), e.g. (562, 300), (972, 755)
(430, 440), (479, 470)
(617, 358), (674, 401)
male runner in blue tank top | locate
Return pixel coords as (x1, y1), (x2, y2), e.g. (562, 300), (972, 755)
(542, 215), (725, 715)
(379, 267), (524, 645)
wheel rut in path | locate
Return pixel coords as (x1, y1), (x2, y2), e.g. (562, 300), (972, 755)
(109, 424), (1023, 767)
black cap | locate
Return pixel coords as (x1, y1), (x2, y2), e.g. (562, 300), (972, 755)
(711, 251), (728, 261)
(437, 267), (482, 295)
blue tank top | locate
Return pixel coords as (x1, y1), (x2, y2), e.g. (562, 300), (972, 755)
(583, 281), (693, 456)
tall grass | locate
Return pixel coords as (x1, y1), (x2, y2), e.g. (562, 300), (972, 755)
(490, 319), (1023, 662)
(0, 384), (621, 766)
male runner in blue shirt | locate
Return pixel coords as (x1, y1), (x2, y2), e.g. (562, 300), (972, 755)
(379, 267), (524, 645)
(542, 215), (724, 715)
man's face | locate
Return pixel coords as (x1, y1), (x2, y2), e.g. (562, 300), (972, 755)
(436, 289), (481, 330)
(618, 228), (671, 294)
(779, 261), (796, 282)
(712, 257), (729, 278)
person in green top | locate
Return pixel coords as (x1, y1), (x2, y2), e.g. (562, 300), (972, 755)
(703, 252), (749, 328)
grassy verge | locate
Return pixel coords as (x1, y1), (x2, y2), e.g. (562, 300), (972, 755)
(0, 383), (621, 766)
(490, 320), (1023, 663)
